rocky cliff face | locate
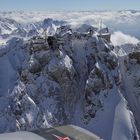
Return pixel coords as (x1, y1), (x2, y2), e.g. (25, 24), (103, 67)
(0, 24), (139, 140)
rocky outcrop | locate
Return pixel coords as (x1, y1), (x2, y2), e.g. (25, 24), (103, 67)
(83, 37), (120, 122)
(129, 51), (140, 64)
(5, 37), (78, 131)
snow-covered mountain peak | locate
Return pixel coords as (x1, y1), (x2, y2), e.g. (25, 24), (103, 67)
(0, 11), (140, 140)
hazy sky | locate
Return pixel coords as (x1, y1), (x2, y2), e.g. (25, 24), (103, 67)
(0, 0), (140, 11)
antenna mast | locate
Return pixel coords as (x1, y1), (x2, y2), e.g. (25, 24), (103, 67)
(99, 19), (103, 31)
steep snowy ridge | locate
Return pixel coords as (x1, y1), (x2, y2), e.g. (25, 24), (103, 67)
(115, 43), (140, 139)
